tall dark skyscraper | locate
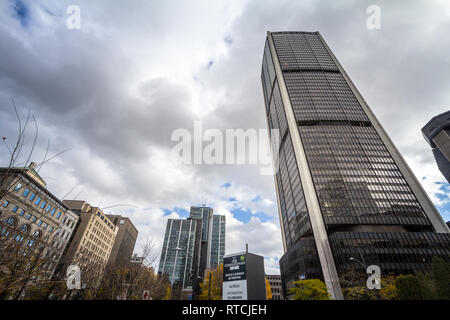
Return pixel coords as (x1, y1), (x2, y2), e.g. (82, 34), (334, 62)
(261, 31), (450, 299)
(422, 110), (450, 183)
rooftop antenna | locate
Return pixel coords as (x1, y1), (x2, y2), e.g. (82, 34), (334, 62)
(201, 196), (206, 207)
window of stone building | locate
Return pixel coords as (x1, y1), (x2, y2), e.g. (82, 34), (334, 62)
(32, 230), (41, 238)
(5, 216), (16, 226)
(22, 189), (30, 197)
(20, 224), (30, 233)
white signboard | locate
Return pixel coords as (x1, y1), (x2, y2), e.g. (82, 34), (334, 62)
(142, 290), (151, 300)
(223, 280), (247, 300)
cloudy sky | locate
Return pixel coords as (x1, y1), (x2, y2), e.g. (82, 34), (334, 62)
(1, 0), (449, 275)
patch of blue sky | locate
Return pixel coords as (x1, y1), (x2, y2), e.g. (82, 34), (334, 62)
(230, 207), (272, 223)
(252, 195), (262, 203)
(437, 203), (450, 222)
(11, 0), (30, 27)
(220, 182), (231, 188)
(162, 207), (189, 217)
(435, 182), (450, 221)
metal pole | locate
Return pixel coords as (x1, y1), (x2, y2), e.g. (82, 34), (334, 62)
(208, 271), (211, 300)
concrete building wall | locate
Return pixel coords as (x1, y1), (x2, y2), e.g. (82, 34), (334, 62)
(105, 214), (138, 268)
(63, 200), (118, 283)
(267, 274), (284, 300)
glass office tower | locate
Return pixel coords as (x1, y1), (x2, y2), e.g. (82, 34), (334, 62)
(190, 206), (214, 273)
(189, 207), (226, 270)
(158, 206), (226, 297)
(261, 31), (450, 299)
(210, 214), (226, 268)
(157, 219), (201, 290)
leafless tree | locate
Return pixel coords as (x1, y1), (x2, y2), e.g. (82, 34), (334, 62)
(91, 238), (169, 300)
(0, 98), (72, 300)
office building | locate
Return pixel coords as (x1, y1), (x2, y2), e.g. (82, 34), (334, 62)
(422, 110), (450, 182)
(189, 206), (213, 274)
(62, 200), (118, 285)
(106, 214), (138, 268)
(266, 274), (284, 300)
(157, 218), (202, 292)
(158, 206), (226, 298)
(261, 31), (450, 299)
(0, 163), (79, 280)
(210, 214), (226, 268)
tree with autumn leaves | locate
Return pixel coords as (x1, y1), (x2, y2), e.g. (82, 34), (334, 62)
(198, 264), (223, 300)
(265, 277), (272, 300)
(289, 279), (330, 300)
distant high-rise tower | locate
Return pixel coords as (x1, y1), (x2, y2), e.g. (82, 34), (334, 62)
(157, 218), (202, 291)
(189, 206), (213, 274)
(422, 110), (450, 183)
(261, 31), (450, 299)
(210, 214), (226, 268)
(189, 207), (226, 271)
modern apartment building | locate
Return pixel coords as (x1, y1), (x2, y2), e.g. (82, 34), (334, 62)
(261, 31), (450, 299)
(422, 110), (450, 182)
(62, 200), (118, 285)
(266, 274), (284, 300)
(105, 214), (138, 268)
(0, 163), (79, 280)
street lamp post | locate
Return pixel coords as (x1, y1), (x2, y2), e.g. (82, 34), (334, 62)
(349, 254), (368, 287)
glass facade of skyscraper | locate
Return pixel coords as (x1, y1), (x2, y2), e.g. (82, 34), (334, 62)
(157, 219), (199, 289)
(190, 206), (213, 242)
(210, 215), (226, 268)
(261, 31), (450, 299)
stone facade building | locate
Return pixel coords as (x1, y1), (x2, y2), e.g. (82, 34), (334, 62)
(0, 163), (79, 280)
(62, 200), (118, 285)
